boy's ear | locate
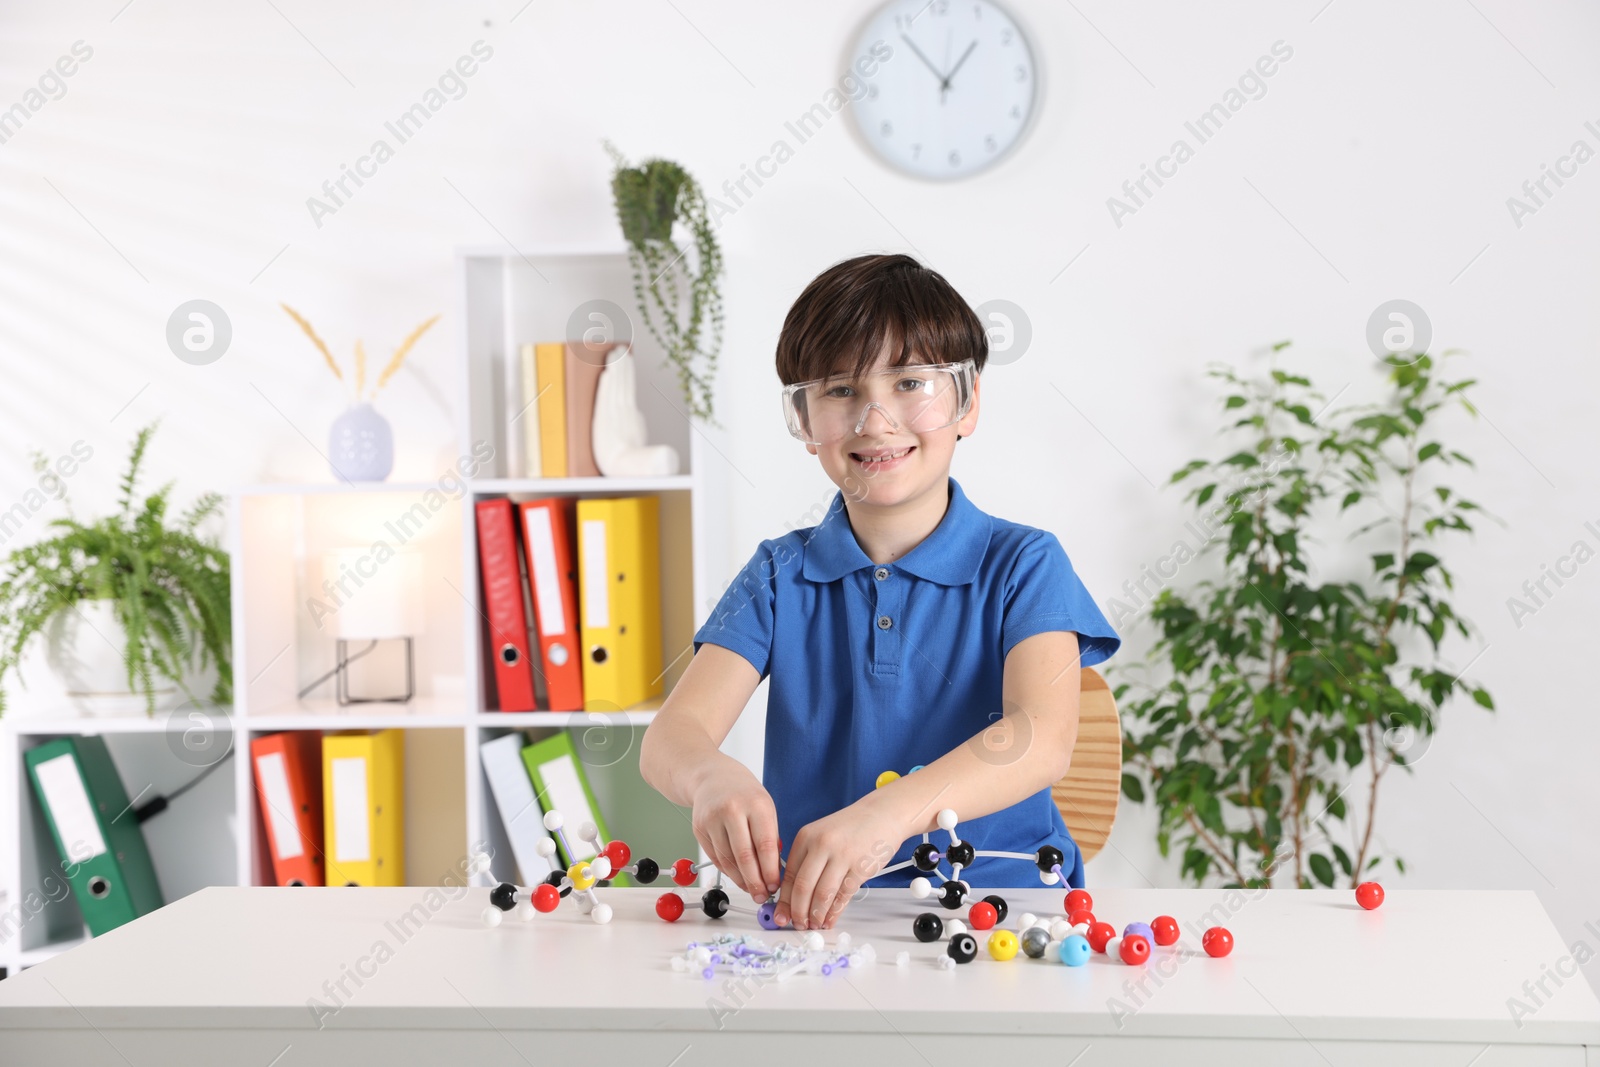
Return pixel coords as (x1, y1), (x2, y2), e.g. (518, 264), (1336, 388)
(956, 373), (981, 441)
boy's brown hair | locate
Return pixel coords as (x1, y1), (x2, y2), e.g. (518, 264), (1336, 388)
(775, 254), (988, 387)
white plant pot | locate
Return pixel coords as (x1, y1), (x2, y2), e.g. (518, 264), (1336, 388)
(43, 599), (181, 717)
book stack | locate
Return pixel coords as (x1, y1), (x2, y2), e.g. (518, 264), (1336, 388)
(475, 494), (663, 714)
(515, 340), (615, 478)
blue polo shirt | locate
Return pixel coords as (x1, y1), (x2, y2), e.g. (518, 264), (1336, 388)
(693, 476), (1121, 889)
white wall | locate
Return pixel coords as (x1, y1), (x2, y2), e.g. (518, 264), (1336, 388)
(2, 0), (1596, 984)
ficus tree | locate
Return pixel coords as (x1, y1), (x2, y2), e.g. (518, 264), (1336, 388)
(1113, 345), (1496, 888)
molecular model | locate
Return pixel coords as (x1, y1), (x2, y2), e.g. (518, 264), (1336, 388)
(478, 809), (738, 927)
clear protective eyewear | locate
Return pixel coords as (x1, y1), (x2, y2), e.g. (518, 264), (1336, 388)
(781, 359), (976, 445)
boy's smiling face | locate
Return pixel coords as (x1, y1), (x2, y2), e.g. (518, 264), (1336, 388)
(804, 343), (981, 509)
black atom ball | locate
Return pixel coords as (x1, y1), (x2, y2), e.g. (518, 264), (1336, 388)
(913, 842), (941, 872)
(702, 887), (730, 918)
(939, 880), (968, 910)
(982, 894), (1009, 924)
(912, 912), (944, 943)
(948, 933), (978, 964)
(489, 882), (518, 912)
(633, 857), (660, 884)
(545, 870), (566, 887)
(947, 841), (975, 867)
(1036, 845), (1065, 873)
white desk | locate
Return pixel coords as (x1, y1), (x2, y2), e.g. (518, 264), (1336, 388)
(1, 885), (1597, 1065)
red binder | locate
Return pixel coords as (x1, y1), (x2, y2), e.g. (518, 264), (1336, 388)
(250, 731), (324, 886)
(476, 498), (538, 712)
(518, 497), (585, 711)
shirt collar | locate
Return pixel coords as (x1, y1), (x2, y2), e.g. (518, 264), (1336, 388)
(801, 477), (992, 586)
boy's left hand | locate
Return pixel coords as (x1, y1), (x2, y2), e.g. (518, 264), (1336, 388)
(774, 798), (907, 931)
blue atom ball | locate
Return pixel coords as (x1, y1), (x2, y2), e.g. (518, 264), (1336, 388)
(1058, 935), (1091, 967)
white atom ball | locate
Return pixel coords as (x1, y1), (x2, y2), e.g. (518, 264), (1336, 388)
(593, 903), (613, 925)
(481, 906), (503, 928)
(536, 838), (557, 858)
(936, 809), (958, 832)
(543, 811), (564, 831)
(909, 877), (932, 899)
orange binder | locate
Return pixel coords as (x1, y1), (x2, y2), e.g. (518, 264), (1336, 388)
(250, 731), (325, 886)
(519, 497), (585, 711)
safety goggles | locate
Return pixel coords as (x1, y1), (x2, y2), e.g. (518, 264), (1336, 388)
(781, 359), (977, 446)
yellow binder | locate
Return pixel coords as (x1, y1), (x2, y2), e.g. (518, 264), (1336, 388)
(322, 730), (405, 886)
(576, 496), (663, 711)
(536, 342), (567, 477)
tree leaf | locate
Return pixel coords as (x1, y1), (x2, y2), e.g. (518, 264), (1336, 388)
(1121, 773), (1146, 803)
(1309, 853), (1335, 886)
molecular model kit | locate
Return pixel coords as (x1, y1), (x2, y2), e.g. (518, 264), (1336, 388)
(476, 808), (749, 928)
(477, 803), (1389, 975)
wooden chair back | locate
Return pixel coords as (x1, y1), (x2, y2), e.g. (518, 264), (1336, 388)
(1052, 666), (1121, 862)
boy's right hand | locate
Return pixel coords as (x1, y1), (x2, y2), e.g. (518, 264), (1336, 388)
(690, 758), (783, 903)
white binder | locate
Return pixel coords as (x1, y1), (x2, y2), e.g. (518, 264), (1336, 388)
(479, 733), (555, 886)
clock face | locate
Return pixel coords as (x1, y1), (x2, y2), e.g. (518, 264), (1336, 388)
(848, 0), (1038, 180)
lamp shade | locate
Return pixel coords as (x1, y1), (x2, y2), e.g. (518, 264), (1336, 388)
(323, 547), (424, 640)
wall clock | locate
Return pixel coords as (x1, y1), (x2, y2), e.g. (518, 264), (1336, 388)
(848, 0), (1040, 181)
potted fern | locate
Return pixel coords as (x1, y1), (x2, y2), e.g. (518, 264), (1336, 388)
(0, 425), (232, 717)
(603, 141), (725, 425)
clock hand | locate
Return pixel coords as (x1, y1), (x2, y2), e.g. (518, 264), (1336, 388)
(900, 34), (948, 91)
(942, 40), (977, 90)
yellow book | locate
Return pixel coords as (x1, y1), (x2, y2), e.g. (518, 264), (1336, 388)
(536, 342), (567, 478)
(576, 496), (663, 711)
(322, 730), (405, 886)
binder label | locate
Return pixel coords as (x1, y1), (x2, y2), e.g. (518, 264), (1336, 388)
(256, 752), (304, 860)
(582, 519), (609, 628)
(331, 757), (372, 862)
(34, 754), (107, 862)
(526, 507), (567, 636)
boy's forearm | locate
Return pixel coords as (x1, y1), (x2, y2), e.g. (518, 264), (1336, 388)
(639, 716), (731, 807)
(863, 716), (1074, 841)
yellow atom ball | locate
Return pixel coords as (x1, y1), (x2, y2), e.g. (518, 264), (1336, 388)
(987, 930), (1020, 961)
(875, 770), (901, 789)
(568, 861), (596, 891)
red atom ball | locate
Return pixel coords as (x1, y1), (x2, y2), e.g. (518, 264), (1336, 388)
(532, 883), (560, 913)
(968, 902), (998, 930)
(1151, 915), (1180, 946)
(1119, 934), (1151, 965)
(1065, 889), (1093, 915)
(1086, 921), (1116, 954)
(656, 892), (685, 922)
(1356, 881), (1384, 910)
(671, 858), (696, 887)
(1067, 909), (1095, 928)
(1202, 927), (1234, 958)
(603, 840), (632, 870)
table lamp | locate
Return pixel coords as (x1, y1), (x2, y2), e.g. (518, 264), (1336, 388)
(323, 547), (423, 705)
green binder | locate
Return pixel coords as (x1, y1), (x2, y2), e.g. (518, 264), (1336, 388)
(520, 731), (628, 886)
(25, 735), (165, 937)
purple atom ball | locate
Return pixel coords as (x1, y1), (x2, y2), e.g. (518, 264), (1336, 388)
(1124, 922), (1155, 946)
(757, 900), (781, 930)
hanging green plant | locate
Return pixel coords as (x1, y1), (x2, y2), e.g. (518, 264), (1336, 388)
(603, 140), (724, 426)
(1113, 346), (1497, 889)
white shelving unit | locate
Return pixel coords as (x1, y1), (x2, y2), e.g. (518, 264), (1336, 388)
(0, 244), (739, 974)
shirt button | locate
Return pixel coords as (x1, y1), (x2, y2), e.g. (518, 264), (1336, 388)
(877, 615), (893, 630)
(874, 567), (889, 581)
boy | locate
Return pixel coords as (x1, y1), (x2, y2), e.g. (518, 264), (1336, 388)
(639, 253), (1119, 932)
